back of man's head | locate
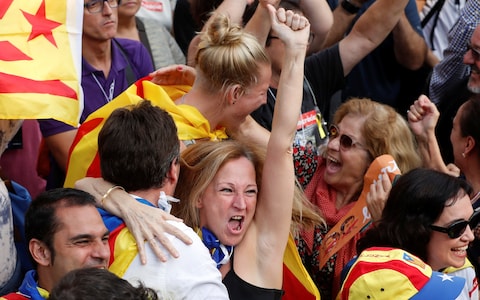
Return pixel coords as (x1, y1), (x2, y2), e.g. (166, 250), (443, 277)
(98, 100), (179, 192)
(25, 188), (97, 267)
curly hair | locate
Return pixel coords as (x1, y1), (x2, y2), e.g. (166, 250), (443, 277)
(333, 98), (422, 173)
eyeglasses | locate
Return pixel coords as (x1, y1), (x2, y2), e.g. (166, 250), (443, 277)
(467, 42), (480, 61)
(430, 209), (480, 239)
(84, 0), (119, 13)
(328, 124), (367, 151)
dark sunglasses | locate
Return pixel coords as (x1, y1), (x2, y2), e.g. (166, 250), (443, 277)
(328, 124), (367, 151)
(430, 209), (480, 239)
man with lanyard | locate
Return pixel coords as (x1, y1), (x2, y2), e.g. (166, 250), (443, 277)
(38, 0), (154, 189)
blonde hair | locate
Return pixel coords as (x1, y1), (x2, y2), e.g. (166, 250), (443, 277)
(172, 140), (324, 234)
(195, 13), (270, 97)
(333, 98), (421, 173)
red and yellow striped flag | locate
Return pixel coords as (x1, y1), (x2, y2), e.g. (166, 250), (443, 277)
(283, 235), (321, 300)
(0, 0), (82, 126)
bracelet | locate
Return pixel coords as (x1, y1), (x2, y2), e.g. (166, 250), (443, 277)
(341, 0), (360, 14)
(101, 185), (125, 207)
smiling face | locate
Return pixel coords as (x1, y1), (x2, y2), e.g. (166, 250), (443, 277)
(197, 157), (257, 246)
(324, 114), (372, 200)
(427, 194), (474, 270)
(43, 205), (110, 291)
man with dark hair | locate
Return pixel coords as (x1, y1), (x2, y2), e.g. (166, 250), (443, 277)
(98, 100), (228, 299)
(1, 188), (110, 299)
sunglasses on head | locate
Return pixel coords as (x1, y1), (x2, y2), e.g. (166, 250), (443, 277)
(328, 124), (367, 151)
(430, 209), (480, 239)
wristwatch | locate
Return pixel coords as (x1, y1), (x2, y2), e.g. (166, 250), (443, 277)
(341, 0), (360, 14)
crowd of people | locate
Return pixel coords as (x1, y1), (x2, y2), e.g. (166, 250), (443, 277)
(2, 0), (480, 299)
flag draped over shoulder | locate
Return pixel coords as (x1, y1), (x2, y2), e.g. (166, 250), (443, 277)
(64, 78), (229, 187)
(0, 0), (82, 126)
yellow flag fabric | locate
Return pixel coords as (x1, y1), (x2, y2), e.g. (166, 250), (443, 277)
(0, 0), (82, 126)
(64, 78), (228, 187)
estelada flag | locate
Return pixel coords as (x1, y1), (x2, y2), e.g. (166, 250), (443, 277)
(0, 0), (82, 126)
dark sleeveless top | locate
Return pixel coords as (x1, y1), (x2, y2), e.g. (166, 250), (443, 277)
(222, 253), (285, 300)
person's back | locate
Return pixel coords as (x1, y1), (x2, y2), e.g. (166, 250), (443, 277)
(97, 100), (229, 299)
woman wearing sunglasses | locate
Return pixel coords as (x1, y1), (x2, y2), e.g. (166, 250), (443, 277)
(353, 168), (478, 299)
(409, 94), (480, 278)
(297, 98), (422, 299)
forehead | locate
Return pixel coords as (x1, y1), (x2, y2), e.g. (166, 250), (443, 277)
(214, 157), (256, 181)
(54, 205), (106, 235)
(338, 114), (366, 137)
(437, 194), (473, 223)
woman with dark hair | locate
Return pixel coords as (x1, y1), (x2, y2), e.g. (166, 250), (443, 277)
(408, 94), (480, 275)
(351, 168), (478, 299)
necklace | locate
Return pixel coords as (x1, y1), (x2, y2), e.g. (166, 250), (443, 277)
(92, 73), (115, 103)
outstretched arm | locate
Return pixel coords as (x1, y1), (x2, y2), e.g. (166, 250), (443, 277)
(338, 0), (410, 75)
(75, 177), (193, 264)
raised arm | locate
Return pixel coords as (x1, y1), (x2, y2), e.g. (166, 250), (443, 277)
(391, 9), (427, 70)
(299, 0), (333, 54)
(186, 0), (254, 66)
(321, 0), (369, 49)
(338, 0), (410, 75)
(241, 5), (309, 287)
(407, 95), (457, 175)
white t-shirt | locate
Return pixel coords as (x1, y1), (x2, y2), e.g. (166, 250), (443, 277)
(121, 220), (229, 300)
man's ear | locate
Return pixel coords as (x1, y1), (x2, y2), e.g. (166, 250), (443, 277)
(29, 239), (52, 267)
(167, 158), (179, 186)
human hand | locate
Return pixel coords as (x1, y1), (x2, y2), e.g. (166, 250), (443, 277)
(267, 4), (310, 49)
(149, 64), (196, 87)
(75, 177), (193, 264)
(407, 94), (439, 142)
(119, 202), (193, 264)
(366, 173), (392, 222)
(446, 163), (461, 177)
